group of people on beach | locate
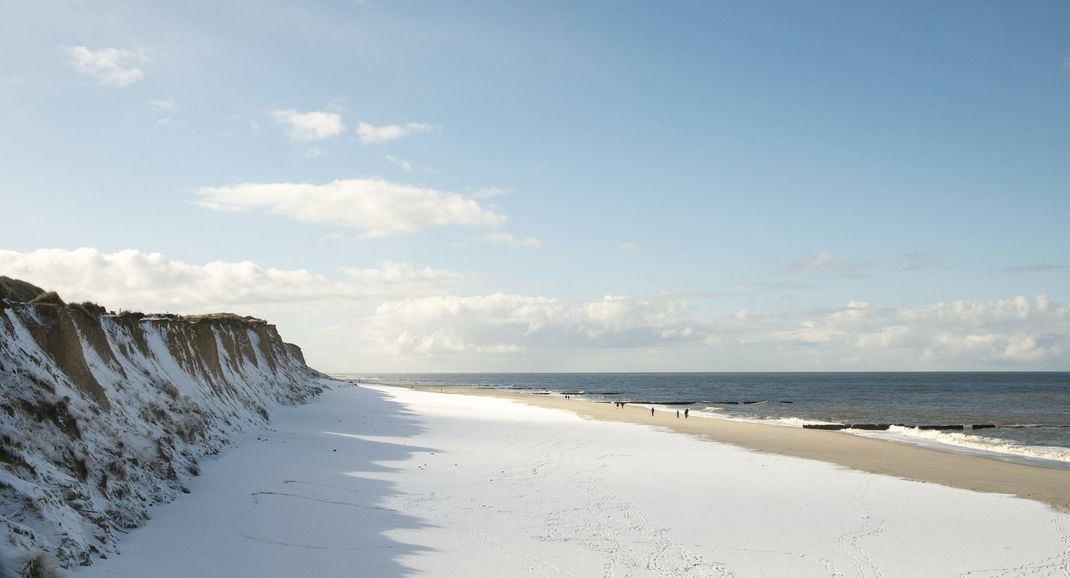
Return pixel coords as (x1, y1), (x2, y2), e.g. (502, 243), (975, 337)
(612, 401), (689, 419)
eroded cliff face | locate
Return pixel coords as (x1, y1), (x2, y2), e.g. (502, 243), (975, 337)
(0, 278), (328, 566)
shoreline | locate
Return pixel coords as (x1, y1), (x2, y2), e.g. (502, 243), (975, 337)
(394, 383), (1070, 511)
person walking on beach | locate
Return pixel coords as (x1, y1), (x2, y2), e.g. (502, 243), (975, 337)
(650, 407), (655, 417)
(684, 408), (689, 419)
(676, 410), (680, 418)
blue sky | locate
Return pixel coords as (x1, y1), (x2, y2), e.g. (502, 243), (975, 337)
(1, 1), (1069, 371)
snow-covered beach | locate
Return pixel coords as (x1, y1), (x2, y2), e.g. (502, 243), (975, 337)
(76, 383), (1070, 578)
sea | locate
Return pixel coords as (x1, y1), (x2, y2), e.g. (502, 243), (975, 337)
(337, 372), (1070, 468)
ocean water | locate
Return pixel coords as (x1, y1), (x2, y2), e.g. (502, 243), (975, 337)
(340, 372), (1070, 467)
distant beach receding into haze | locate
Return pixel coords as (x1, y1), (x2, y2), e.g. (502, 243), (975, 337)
(351, 372), (1070, 468)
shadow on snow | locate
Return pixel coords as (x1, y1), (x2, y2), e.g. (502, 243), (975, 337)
(77, 383), (440, 578)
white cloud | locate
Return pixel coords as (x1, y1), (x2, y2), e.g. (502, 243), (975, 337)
(618, 242), (636, 252)
(478, 233), (541, 249)
(362, 293), (702, 356)
(0, 248), (461, 313)
(271, 109), (345, 141)
(384, 154), (414, 172)
(356, 121), (439, 144)
(341, 261), (462, 286)
(63, 46), (150, 86)
(149, 97), (176, 111)
(362, 291), (1070, 367)
(193, 178), (506, 237)
(763, 295), (1068, 364)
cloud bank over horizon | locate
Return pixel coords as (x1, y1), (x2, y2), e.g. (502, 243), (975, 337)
(362, 293), (1067, 368)
(0, 248), (462, 313)
(1, 248), (1065, 371)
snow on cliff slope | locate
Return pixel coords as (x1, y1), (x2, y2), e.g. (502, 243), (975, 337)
(0, 277), (330, 567)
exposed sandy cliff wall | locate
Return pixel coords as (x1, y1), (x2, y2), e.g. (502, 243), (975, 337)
(0, 277), (328, 567)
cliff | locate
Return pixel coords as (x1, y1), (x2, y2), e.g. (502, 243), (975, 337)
(0, 277), (329, 567)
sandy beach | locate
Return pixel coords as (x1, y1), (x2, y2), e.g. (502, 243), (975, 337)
(76, 382), (1070, 577)
(426, 385), (1070, 512)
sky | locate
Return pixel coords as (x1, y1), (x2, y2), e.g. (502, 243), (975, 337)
(1, 0), (1069, 372)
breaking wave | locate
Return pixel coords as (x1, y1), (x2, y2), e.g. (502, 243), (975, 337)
(851, 425), (1070, 464)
